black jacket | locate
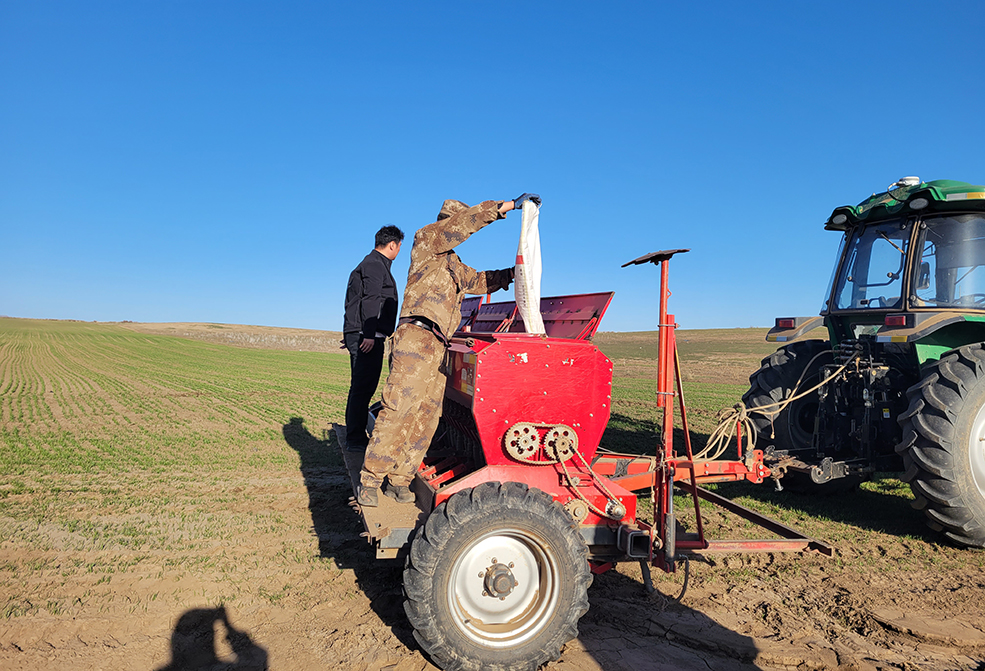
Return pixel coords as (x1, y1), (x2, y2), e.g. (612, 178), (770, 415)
(343, 249), (398, 339)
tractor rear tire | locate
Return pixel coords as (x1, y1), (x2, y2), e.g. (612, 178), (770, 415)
(742, 339), (832, 454)
(897, 344), (985, 548)
(403, 481), (591, 671)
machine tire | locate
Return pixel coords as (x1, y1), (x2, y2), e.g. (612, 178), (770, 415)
(742, 339), (832, 454)
(403, 481), (591, 671)
(897, 344), (985, 548)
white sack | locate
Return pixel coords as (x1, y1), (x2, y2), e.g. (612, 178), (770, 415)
(515, 201), (545, 334)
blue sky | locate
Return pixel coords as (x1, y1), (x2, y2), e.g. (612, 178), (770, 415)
(2, 2), (983, 332)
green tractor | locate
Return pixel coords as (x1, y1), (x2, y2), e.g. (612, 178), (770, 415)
(743, 177), (985, 548)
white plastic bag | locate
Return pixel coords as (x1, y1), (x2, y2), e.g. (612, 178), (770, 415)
(515, 201), (545, 334)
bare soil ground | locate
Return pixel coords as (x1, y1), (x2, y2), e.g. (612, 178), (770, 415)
(4, 466), (984, 671)
(1, 321), (983, 670)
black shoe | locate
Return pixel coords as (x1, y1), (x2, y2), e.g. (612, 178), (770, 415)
(384, 484), (415, 504)
(357, 486), (379, 507)
(346, 441), (368, 452)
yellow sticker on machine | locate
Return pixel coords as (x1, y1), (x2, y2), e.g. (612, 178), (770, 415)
(454, 352), (477, 395)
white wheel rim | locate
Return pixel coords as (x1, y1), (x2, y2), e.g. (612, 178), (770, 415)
(448, 529), (559, 649)
(970, 400), (985, 499)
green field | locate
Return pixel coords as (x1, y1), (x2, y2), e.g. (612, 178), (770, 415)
(0, 319), (350, 474)
(2, 317), (983, 670)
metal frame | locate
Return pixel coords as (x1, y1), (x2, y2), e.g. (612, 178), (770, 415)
(619, 250), (833, 571)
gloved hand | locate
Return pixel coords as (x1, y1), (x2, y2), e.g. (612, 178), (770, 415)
(513, 193), (541, 209)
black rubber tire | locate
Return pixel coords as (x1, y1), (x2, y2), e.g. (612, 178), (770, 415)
(403, 482), (591, 671)
(742, 340), (832, 453)
(897, 344), (985, 548)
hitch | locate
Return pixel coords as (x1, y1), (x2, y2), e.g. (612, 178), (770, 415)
(617, 524), (660, 559)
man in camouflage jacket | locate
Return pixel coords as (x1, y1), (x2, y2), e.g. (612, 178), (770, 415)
(358, 194), (540, 506)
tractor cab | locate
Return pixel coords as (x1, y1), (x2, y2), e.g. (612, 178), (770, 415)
(746, 177), (985, 549)
(818, 179), (985, 352)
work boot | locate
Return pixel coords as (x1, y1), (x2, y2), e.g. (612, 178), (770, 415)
(384, 483), (415, 504)
(356, 486), (379, 507)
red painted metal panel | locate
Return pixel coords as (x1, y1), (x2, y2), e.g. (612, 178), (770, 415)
(430, 463), (637, 525)
(589, 562), (614, 574)
(698, 539), (817, 553)
(469, 337), (613, 466)
(592, 451), (772, 490)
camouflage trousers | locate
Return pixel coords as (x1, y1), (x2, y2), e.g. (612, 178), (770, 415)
(360, 322), (446, 489)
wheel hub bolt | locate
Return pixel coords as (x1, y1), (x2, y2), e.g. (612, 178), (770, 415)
(483, 563), (516, 599)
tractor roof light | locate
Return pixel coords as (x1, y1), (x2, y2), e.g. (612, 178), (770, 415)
(889, 176), (921, 190)
(826, 206), (857, 230)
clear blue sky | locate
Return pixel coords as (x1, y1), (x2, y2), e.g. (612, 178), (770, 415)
(2, 2), (983, 332)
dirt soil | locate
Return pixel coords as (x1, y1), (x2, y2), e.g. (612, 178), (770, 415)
(2, 323), (984, 671)
(3, 464), (983, 671)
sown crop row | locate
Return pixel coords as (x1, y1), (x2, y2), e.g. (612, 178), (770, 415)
(0, 319), (353, 474)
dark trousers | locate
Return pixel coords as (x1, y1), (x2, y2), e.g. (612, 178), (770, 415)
(344, 332), (385, 447)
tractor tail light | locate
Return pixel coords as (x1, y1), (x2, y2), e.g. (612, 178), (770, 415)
(885, 314), (910, 328)
(775, 318), (797, 329)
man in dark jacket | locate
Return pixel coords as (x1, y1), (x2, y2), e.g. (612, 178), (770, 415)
(343, 225), (404, 450)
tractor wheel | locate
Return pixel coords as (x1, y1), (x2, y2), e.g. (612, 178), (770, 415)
(742, 339), (832, 454)
(897, 344), (985, 548)
(403, 481), (591, 671)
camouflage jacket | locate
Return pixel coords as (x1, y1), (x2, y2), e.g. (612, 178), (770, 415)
(400, 200), (514, 337)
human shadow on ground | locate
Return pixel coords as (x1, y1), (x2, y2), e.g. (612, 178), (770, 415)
(155, 605), (268, 671)
(281, 417), (415, 649)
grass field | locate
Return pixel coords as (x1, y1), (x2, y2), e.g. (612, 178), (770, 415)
(0, 319), (348, 474)
(1, 317), (983, 670)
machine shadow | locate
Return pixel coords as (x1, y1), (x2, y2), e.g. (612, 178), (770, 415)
(712, 478), (937, 542)
(281, 417), (417, 649)
(578, 569), (761, 670)
(155, 605), (268, 671)
(601, 412), (710, 457)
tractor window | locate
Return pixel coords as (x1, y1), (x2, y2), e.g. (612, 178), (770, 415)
(821, 234), (847, 313)
(833, 221), (910, 310)
(912, 214), (985, 309)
